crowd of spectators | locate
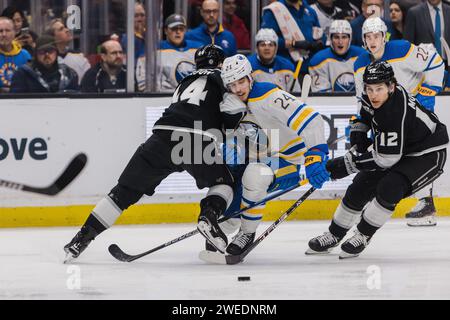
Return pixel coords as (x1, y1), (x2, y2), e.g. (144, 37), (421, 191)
(0, 0), (449, 94)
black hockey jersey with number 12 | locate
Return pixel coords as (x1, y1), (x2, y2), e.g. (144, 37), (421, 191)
(153, 69), (244, 135)
(355, 85), (449, 171)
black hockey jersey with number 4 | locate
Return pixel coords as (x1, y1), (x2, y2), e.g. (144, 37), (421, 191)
(153, 69), (244, 135)
(355, 85), (449, 171)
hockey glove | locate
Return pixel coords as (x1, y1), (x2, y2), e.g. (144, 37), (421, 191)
(348, 115), (372, 153)
(304, 149), (330, 189)
(415, 94), (435, 112)
(326, 151), (359, 180)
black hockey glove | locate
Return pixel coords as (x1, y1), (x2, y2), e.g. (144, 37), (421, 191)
(326, 151), (359, 180)
(348, 116), (371, 153)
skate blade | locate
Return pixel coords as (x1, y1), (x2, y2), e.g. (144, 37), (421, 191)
(63, 251), (75, 264)
(406, 216), (437, 227)
(339, 251), (360, 260)
(199, 250), (228, 264)
(197, 222), (227, 254)
(305, 247), (334, 255)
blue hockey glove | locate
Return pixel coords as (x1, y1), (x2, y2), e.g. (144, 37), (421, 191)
(304, 149), (330, 189)
(416, 94), (435, 112)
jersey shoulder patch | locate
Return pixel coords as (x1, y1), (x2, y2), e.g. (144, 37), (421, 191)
(309, 48), (334, 68)
(354, 52), (371, 73)
(383, 40), (413, 61)
(248, 82), (279, 101)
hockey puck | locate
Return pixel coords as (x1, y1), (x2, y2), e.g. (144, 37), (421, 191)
(238, 276), (251, 281)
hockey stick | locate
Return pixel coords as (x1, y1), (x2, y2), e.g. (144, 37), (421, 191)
(202, 186), (316, 265)
(0, 153), (87, 196)
(300, 73), (311, 103)
(108, 179), (309, 262)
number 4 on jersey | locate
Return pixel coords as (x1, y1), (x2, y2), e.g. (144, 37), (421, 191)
(172, 77), (208, 106)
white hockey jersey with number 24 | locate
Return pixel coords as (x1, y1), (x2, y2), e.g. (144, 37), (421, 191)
(241, 81), (326, 165)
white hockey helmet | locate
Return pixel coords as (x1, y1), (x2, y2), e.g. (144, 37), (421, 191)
(362, 17), (387, 47)
(329, 19), (352, 52)
(255, 28), (278, 47)
(221, 54), (253, 86)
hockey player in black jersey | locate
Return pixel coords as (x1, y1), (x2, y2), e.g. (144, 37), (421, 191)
(307, 61), (448, 259)
(64, 44), (246, 261)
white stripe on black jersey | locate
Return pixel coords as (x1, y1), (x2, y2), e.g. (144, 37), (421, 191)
(353, 85), (448, 171)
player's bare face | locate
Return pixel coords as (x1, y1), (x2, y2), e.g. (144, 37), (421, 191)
(365, 83), (389, 109)
(166, 25), (186, 47)
(365, 32), (384, 57)
(257, 41), (276, 63)
(228, 77), (251, 102)
(331, 34), (350, 55)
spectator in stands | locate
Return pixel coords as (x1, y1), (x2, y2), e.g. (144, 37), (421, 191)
(309, 19), (365, 92)
(248, 28), (301, 92)
(404, 0), (450, 63)
(1, 6), (37, 55)
(222, 0), (250, 50)
(261, 0), (326, 75)
(10, 35), (79, 93)
(157, 14), (202, 92)
(185, 0), (237, 57)
(81, 40), (126, 93)
(45, 18), (90, 85)
(309, 0), (343, 41)
(389, 0), (408, 39)
(0, 17), (31, 92)
(350, 0), (394, 47)
(120, 1), (146, 91)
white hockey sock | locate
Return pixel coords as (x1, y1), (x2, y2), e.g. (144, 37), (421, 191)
(91, 196), (123, 229)
(333, 201), (362, 230)
(362, 198), (393, 228)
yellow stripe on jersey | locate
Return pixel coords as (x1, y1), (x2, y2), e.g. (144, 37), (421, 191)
(274, 165), (298, 178)
(279, 150), (306, 162)
(290, 107), (315, 131)
(387, 44), (414, 64)
(247, 87), (279, 103)
(279, 137), (303, 153)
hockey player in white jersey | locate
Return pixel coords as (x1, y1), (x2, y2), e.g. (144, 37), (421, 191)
(202, 54), (330, 258)
(308, 20), (365, 92)
(247, 28), (301, 93)
(353, 17), (445, 226)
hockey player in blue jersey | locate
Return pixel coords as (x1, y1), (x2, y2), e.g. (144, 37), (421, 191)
(247, 28), (301, 93)
(309, 20), (365, 92)
(199, 54), (330, 261)
(352, 17), (445, 226)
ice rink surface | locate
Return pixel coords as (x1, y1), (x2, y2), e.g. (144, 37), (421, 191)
(1, 218), (450, 300)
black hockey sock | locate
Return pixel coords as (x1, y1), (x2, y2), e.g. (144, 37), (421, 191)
(357, 217), (379, 238)
(329, 220), (349, 239)
(82, 214), (107, 239)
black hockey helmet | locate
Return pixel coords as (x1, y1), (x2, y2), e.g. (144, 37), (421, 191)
(363, 60), (396, 85)
(195, 44), (225, 69)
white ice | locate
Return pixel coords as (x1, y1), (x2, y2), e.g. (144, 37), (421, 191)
(1, 218), (450, 300)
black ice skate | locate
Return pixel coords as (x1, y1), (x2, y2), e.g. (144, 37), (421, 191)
(405, 196), (437, 227)
(226, 230), (255, 255)
(305, 232), (342, 255)
(63, 225), (98, 263)
(197, 207), (228, 254)
(339, 230), (371, 259)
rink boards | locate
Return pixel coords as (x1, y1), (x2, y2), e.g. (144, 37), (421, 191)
(0, 95), (449, 227)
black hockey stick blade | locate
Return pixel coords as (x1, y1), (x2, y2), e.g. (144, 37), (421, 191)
(19, 153), (87, 195)
(108, 244), (135, 262)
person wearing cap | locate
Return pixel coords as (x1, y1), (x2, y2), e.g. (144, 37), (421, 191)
(10, 35), (79, 93)
(80, 40), (127, 93)
(308, 20), (365, 92)
(157, 13), (203, 92)
(247, 28), (301, 92)
(0, 16), (31, 92)
(185, 0), (237, 57)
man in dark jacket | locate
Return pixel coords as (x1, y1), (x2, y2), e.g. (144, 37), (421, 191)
(81, 40), (126, 93)
(10, 35), (79, 93)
